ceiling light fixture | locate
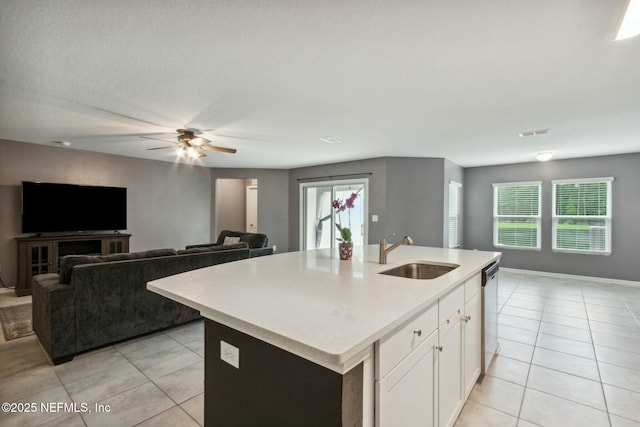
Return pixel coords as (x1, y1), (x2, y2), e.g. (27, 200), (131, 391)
(616, 0), (640, 41)
(536, 152), (553, 161)
(54, 141), (71, 147)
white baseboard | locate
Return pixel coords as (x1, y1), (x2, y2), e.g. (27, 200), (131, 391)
(500, 267), (640, 288)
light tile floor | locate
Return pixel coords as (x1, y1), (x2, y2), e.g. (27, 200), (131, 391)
(455, 271), (640, 427)
(0, 286), (204, 427)
(1, 271), (640, 426)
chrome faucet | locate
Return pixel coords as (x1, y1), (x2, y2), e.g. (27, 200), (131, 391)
(379, 235), (414, 264)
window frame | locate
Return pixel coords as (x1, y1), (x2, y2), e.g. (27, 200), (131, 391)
(299, 178), (369, 250)
(492, 181), (542, 250)
(552, 177), (613, 255)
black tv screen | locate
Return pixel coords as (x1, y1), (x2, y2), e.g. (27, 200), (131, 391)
(22, 182), (127, 233)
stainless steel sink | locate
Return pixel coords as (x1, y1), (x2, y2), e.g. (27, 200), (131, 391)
(379, 262), (459, 280)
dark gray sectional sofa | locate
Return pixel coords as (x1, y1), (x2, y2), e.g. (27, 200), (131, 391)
(32, 245), (250, 364)
(186, 229), (273, 258)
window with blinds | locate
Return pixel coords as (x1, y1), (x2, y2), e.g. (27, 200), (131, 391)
(493, 182), (541, 249)
(448, 181), (462, 248)
(552, 178), (613, 255)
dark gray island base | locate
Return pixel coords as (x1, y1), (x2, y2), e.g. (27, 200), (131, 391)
(205, 319), (363, 427)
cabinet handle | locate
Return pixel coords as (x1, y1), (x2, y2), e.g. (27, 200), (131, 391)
(446, 319), (449, 324)
(435, 346), (443, 352)
(462, 315), (471, 322)
(413, 329), (422, 337)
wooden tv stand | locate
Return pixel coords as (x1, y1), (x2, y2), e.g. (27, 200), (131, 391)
(15, 233), (131, 296)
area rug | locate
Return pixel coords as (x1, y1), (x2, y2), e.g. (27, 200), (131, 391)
(0, 304), (35, 341)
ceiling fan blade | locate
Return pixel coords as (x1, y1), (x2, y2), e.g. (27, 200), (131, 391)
(201, 145), (237, 154)
(147, 146), (175, 151)
(140, 134), (179, 143)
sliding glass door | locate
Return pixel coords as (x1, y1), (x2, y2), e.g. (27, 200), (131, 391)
(300, 179), (368, 250)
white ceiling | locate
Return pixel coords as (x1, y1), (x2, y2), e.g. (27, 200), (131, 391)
(1, 0), (639, 169)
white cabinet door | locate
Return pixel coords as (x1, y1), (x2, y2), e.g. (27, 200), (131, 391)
(438, 315), (463, 427)
(463, 291), (482, 400)
(376, 330), (438, 427)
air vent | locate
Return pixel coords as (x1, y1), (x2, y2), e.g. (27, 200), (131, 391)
(518, 129), (549, 138)
(319, 136), (341, 144)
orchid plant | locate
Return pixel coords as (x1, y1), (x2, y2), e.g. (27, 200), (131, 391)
(332, 191), (359, 244)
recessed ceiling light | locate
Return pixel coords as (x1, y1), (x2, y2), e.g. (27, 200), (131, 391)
(615, 0), (640, 41)
(54, 141), (71, 147)
(536, 152), (553, 161)
(518, 129), (550, 138)
(319, 136), (341, 144)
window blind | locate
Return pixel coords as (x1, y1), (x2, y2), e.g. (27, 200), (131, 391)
(552, 178), (612, 254)
(448, 181), (462, 248)
(493, 182), (541, 249)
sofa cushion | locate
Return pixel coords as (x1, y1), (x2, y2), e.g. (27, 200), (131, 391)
(141, 248), (178, 258)
(177, 247), (216, 255)
(59, 255), (104, 284)
(100, 252), (141, 262)
(178, 243), (248, 254)
(207, 242), (248, 251)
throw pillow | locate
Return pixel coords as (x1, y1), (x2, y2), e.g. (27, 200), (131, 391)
(223, 236), (241, 245)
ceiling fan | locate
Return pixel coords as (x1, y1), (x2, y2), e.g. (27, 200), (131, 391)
(146, 129), (237, 159)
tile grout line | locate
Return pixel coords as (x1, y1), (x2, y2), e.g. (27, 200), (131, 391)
(52, 355), (90, 427)
(514, 275), (542, 426)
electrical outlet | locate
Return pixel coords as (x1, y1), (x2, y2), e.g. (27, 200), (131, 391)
(272, 245), (277, 252)
(220, 340), (240, 369)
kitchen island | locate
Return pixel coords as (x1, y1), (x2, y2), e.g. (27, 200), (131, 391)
(148, 244), (500, 427)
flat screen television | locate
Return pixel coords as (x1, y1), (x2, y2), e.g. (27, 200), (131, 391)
(22, 182), (127, 234)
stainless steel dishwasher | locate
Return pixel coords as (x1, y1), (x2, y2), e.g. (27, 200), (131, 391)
(481, 262), (499, 374)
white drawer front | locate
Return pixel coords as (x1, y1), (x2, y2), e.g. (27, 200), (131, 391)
(465, 273), (482, 302)
(377, 303), (438, 379)
(439, 284), (464, 326)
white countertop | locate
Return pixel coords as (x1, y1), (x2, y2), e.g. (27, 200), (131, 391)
(147, 245), (501, 373)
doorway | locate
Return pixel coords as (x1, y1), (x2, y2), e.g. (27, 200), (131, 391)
(246, 184), (258, 233)
(215, 178), (258, 235)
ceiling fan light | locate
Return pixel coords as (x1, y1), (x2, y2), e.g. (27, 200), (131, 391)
(616, 0), (640, 40)
(536, 151), (553, 161)
(187, 147), (199, 159)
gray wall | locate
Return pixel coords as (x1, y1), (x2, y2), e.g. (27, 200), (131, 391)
(464, 153), (640, 281)
(288, 157), (454, 250)
(0, 139), (213, 287)
(211, 168), (290, 252)
(385, 158), (446, 247)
